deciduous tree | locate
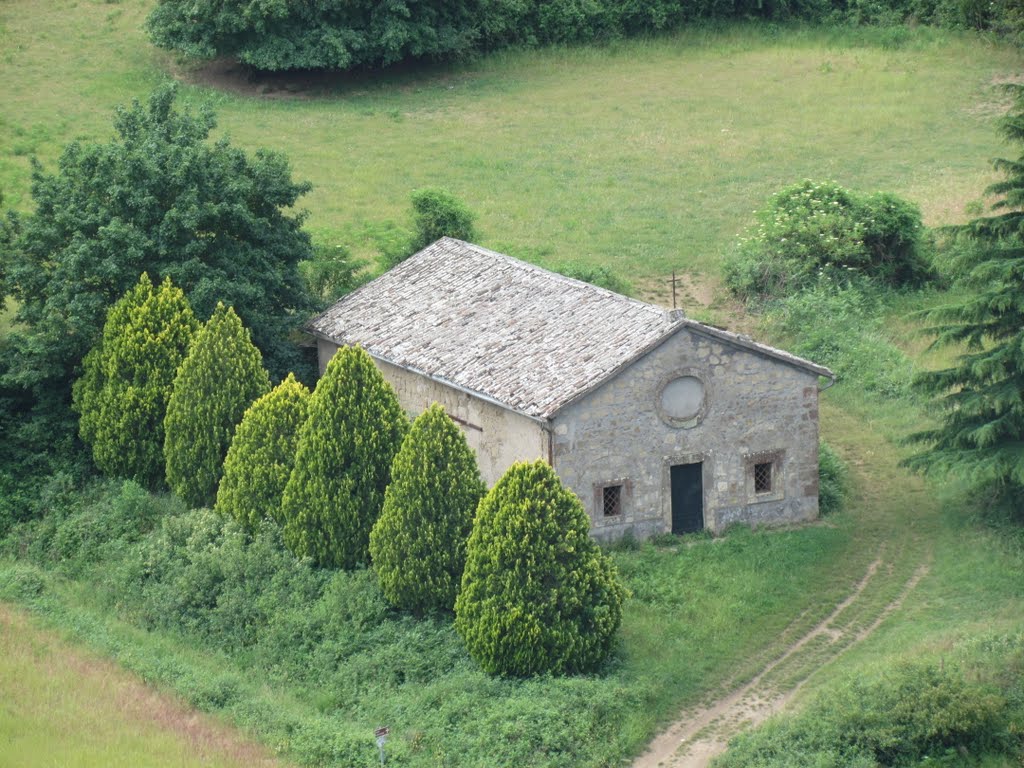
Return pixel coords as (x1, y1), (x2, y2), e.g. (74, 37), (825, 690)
(281, 346), (407, 569)
(369, 404), (485, 613)
(4, 84), (313, 402)
(454, 460), (626, 676)
(164, 303), (270, 508)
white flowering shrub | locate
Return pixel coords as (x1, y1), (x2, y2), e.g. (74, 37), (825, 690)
(724, 180), (933, 300)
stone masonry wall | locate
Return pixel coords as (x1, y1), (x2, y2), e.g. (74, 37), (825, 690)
(551, 327), (821, 540)
(317, 340), (549, 487)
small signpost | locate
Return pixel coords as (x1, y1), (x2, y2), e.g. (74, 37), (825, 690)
(374, 726), (389, 766)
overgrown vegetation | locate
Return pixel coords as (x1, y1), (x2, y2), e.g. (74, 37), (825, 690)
(714, 657), (1018, 767)
(0, 471), (856, 767)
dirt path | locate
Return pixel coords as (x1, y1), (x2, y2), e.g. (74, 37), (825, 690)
(632, 554), (930, 768)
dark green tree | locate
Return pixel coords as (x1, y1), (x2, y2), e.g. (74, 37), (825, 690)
(146, 0), (517, 72)
(454, 460), (626, 677)
(164, 303), (270, 508)
(905, 84), (1024, 507)
(73, 274), (198, 488)
(410, 188), (478, 252)
(369, 403), (486, 613)
(215, 373), (311, 531)
(4, 83), (313, 407)
(281, 346), (408, 569)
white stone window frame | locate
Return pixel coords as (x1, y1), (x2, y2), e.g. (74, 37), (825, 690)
(656, 368), (710, 430)
(593, 478), (631, 522)
(744, 449), (786, 504)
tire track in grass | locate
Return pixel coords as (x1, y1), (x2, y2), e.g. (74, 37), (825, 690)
(632, 553), (930, 768)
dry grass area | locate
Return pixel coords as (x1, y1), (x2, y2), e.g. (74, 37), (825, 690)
(0, 603), (286, 768)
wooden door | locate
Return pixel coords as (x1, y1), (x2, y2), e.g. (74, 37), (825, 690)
(670, 462), (704, 534)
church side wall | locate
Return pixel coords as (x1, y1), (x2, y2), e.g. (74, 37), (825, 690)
(317, 340), (548, 487)
(550, 329), (821, 541)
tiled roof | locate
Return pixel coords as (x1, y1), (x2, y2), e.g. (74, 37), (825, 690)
(307, 238), (832, 419)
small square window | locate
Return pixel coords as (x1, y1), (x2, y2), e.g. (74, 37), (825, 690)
(602, 485), (623, 517)
(754, 462), (773, 493)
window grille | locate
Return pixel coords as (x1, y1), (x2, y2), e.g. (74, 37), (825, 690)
(602, 485), (623, 516)
(754, 462), (773, 493)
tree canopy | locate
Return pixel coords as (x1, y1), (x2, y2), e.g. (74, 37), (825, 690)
(454, 460), (626, 676)
(369, 403), (486, 614)
(73, 274), (198, 488)
(3, 84), (314, 399)
(905, 84), (1024, 509)
(281, 346), (408, 570)
(164, 303), (271, 509)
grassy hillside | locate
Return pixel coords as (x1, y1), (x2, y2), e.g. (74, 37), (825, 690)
(0, 603), (285, 768)
(1, 0), (1020, 288)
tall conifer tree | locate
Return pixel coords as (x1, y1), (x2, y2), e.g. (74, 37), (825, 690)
(281, 346), (407, 569)
(455, 460), (626, 677)
(73, 274), (198, 488)
(215, 373), (310, 530)
(370, 403), (486, 613)
(164, 303), (270, 508)
(906, 85), (1024, 505)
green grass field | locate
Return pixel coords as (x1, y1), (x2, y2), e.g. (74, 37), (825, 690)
(2, 0), (1024, 765)
(0, 604), (285, 768)
(1, 0), (1020, 287)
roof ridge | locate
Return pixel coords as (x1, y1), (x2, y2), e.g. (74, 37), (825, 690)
(439, 237), (667, 318)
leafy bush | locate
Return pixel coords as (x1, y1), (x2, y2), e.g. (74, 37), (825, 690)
(370, 404), (486, 615)
(455, 460), (626, 676)
(12, 477), (181, 577)
(164, 303), (270, 509)
(410, 188), (478, 254)
(215, 373), (310, 531)
(73, 274), (198, 488)
(714, 661), (1008, 767)
(724, 180), (932, 301)
(551, 261), (632, 295)
(818, 441), (850, 516)
(281, 345), (408, 569)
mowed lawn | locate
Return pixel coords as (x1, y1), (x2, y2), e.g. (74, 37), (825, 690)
(0, 603), (285, 768)
(1, 0), (1021, 288)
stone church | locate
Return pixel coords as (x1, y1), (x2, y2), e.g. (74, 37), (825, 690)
(307, 238), (834, 540)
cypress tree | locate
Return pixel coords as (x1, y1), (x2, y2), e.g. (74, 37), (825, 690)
(369, 403), (486, 613)
(164, 303), (270, 508)
(454, 460), (626, 677)
(215, 373), (310, 530)
(72, 274), (198, 488)
(281, 346), (408, 569)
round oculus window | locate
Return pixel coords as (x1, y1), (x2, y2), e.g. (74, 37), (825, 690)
(660, 376), (705, 422)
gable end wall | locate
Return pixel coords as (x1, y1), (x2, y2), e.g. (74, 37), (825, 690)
(550, 328), (821, 539)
